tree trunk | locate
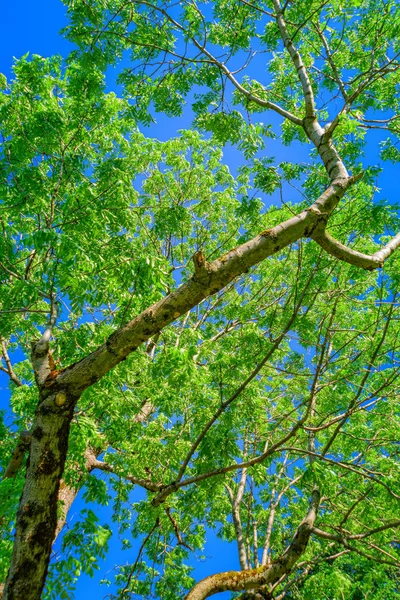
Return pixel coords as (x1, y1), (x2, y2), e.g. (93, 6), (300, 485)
(3, 388), (76, 600)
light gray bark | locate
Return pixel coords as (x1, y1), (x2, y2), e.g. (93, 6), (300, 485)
(185, 490), (321, 600)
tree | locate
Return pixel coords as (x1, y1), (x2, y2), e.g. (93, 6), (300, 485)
(0, 0), (400, 598)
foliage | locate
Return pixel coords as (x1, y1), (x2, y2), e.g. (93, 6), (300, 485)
(1, 1), (400, 599)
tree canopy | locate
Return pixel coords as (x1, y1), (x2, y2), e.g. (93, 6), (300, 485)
(0, 1), (400, 599)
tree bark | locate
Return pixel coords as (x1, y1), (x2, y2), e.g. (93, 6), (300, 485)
(185, 490), (320, 600)
(57, 173), (357, 399)
(3, 388), (76, 600)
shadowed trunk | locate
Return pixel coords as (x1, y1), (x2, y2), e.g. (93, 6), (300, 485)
(3, 387), (76, 600)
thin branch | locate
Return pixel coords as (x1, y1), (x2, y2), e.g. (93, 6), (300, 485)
(175, 259), (320, 485)
(2, 432), (32, 479)
(89, 457), (162, 493)
(312, 520), (400, 542)
(272, 0), (316, 118)
(166, 507), (193, 551)
(138, 0), (302, 125)
(0, 338), (23, 387)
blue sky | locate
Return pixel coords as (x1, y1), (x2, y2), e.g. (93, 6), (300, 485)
(0, 2), (239, 598)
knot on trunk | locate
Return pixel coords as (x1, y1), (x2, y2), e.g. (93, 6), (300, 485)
(193, 251), (212, 285)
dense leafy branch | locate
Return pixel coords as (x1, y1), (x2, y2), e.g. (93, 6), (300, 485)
(0, 0), (399, 598)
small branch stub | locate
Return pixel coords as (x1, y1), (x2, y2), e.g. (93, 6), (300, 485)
(193, 250), (212, 285)
(55, 391), (67, 407)
(193, 250), (207, 273)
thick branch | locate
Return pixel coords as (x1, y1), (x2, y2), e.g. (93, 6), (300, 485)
(3, 399), (153, 600)
(185, 489), (320, 600)
(57, 177), (359, 398)
(226, 467), (249, 570)
(312, 226), (400, 270)
(3, 390), (76, 600)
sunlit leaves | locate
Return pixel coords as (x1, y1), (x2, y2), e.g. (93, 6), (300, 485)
(1, 1), (400, 598)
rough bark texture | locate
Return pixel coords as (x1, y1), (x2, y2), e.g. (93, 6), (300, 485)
(2, 394), (153, 600)
(3, 388), (76, 600)
(238, 591), (273, 600)
(185, 490), (320, 600)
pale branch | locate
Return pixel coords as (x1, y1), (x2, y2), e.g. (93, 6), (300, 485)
(138, 0), (302, 126)
(188, 41), (303, 126)
(56, 176), (360, 399)
(262, 474), (303, 567)
(38, 293), (58, 347)
(31, 294), (59, 387)
(133, 399), (154, 422)
(252, 487), (260, 569)
(272, 0), (316, 118)
(226, 466), (249, 570)
(311, 226), (400, 270)
(321, 54), (400, 140)
(360, 116), (400, 125)
(312, 520), (400, 543)
(185, 489), (320, 600)
(2, 432), (32, 480)
(261, 457), (289, 566)
(0, 338), (23, 387)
